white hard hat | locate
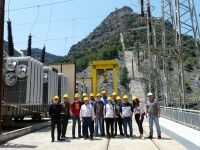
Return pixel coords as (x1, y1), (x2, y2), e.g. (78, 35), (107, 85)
(147, 92), (153, 96)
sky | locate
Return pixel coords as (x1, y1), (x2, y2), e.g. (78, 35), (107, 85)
(4, 0), (200, 57)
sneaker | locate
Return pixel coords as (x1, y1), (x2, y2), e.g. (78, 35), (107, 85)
(157, 136), (161, 139)
(130, 136), (134, 140)
(148, 135), (152, 139)
(123, 135), (127, 139)
(78, 135), (83, 138)
(51, 139), (54, 142)
(57, 138), (65, 141)
(111, 135), (115, 138)
(72, 135), (75, 139)
(90, 138), (93, 141)
(114, 133), (117, 136)
(120, 135), (124, 138)
(141, 137), (145, 140)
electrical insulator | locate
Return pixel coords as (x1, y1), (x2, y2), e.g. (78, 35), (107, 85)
(7, 20), (14, 57)
(27, 34), (32, 56)
(40, 45), (46, 63)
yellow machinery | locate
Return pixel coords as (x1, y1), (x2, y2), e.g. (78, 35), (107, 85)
(90, 60), (119, 96)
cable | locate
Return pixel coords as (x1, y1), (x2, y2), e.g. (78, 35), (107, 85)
(8, 0), (10, 20)
(44, 0), (54, 46)
(30, 6), (40, 34)
(4, 15), (107, 26)
(5, 0), (74, 12)
(130, 0), (140, 7)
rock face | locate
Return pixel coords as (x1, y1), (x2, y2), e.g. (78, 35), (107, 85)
(69, 6), (136, 53)
(124, 51), (146, 102)
(77, 58), (128, 97)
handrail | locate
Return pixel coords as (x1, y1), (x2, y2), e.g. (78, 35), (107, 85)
(160, 106), (200, 113)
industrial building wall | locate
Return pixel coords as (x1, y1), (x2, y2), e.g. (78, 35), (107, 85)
(46, 63), (75, 103)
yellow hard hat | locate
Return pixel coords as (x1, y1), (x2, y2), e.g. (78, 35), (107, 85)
(54, 96), (59, 100)
(82, 93), (87, 97)
(96, 93), (101, 97)
(84, 97), (89, 101)
(116, 96), (121, 100)
(90, 93), (94, 97)
(123, 95), (128, 99)
(112, 92), (117, 96)
(107, 97), (112, 101)
(63, 94), (68, 98)
(102, 91), (106, 94)
(75, 93), (80, 97)
(132, 96), (138, 101)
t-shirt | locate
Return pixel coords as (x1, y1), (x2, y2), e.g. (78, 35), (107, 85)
(70, 101), (81, 116)
(146, 99), (159, 116)
(120, 102), (133, 117)
(104, 104), (114, 118)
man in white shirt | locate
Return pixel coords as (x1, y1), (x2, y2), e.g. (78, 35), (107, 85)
(80, 97), (95, 141)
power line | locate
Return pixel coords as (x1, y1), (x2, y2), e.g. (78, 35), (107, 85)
(30, 6), (40, 34)
(5, 15), (107, 26)
(8, 0), (10, 20)
(44, 0), (54, 46)
(5, 0), (74, 12)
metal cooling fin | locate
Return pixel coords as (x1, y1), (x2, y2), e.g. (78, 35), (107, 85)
(15, 64), (28, 78)
(5, 58), (18, 71)
(5, 72), (17, 86)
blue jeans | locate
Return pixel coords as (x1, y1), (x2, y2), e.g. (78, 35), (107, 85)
(95, 116), (103, 135)
(149, 116), (161, 136)
(82, 117), (93, 138)
(72, 116), (81, 136)
(122, 117), (133, 136)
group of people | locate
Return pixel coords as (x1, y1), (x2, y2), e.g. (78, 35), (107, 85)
(49, 91), (161, 142)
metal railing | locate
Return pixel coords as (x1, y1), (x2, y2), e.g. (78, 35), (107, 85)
(160, 106), (200, 130)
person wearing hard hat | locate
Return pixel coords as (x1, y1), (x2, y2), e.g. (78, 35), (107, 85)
(89, 93), (96, 134)
(94, 93), (104, 137)
(103, 96), (116, 139)
(60, 94), (71, 139)
(112, 92), (118, 136)
(82, 93), (87, 137)
(49, 96), (65, 142)
(120, 95), (134, 140)
(70, 93), (83, 139)
(146, 92), (161, 139)
(80, 97), (95, 141)
(101, 90), (108, 136)
(115, 96), (124, 138)
(132, 96), (145, 140)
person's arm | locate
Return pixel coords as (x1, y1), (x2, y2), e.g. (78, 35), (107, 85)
(103, 106), (106, 119)
(139, 103), (143, 120)
(70, 102), (74, 116)
(94, 102), (96, 116)
(80, 106), (83, 121)
(49, 105), (52, 116)
(113, 105), (116, 118)
(120, 105), (124, 118)
(130, 104), (133, 118)
(157, 103), (160, 118)
(146, 104), (148, 118)
(92, 105), (95, 121)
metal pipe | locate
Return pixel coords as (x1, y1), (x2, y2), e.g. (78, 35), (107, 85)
(0, 0), (5, 135)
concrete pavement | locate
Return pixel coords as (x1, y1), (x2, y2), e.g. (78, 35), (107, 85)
(0, 117), (190, 150)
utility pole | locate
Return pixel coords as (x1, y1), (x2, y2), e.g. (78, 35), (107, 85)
(0, 0), (5, 134)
